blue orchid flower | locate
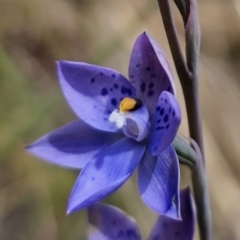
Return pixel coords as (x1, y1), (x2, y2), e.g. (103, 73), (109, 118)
(88, 188), (195, 240)
(26, 32), (181, 218)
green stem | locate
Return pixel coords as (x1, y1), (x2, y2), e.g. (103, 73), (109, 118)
(173, 135), (197, 164)
(178, 156), (194, 169)
(190, 139), (212, 240)
(182, 78), (204, 160)
(157, 0), (190, 85)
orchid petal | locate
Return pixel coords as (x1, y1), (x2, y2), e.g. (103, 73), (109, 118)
(58, 61), (136, 132)
(123, 104), (150, 141)
(148, 91), (181, 156)
(129, 32), (176, 115)
(138, 146), (180, 219)
(67, 138), (146, 213)
(148, 187), (195, 240)
(88, 203), (141, 240)
(26, 120), (123, 169)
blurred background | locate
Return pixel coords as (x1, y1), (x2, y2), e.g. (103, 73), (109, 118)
(0, 0), (239, 239)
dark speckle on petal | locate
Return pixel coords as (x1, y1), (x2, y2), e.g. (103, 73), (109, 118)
(166, 124), (170, 129)
(136, 64), (140, 68)
(140, 82), (146, 93)
(152, 74), (156, 78)
(146, 66), (151, 71)
(121, 86), (127, 94)
(127, 88), (133, 96)
(126, 229), (139, 238)
(175, 231), (181, 237)
(110, 88), (113, 91)
(165, 99), (168, 104)
(156, 106), (160, 111)
(169, 107), (172, 113)
(91, 177), (95, 181)
(160, 108), (165, 116)
(100, 72), (104, 76)
(156, 126), (164, 130)
(111, 74), (116, 78)
(91, 78), (95, 83)
(101, 88), (108, 96)
(148, 90), (154, 96)
(172, 110), (175, 117)
(130, 75), (134, 78)
(167, 86), (171, 92)
(148, 82), (154, 88)
(114, 83), (119, 89)
(157, 119), (161, 123)
(164, 114), (169, 122)
(111, 98), (117, 106)
(118, 230), (124, 238)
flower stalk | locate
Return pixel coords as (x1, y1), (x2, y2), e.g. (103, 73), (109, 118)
(157, 0), (212, 240)
(190, 138), (212, 240)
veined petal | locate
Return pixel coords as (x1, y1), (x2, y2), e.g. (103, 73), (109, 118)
(148, 187), (195, 240)
(123, 104), (150, 141)
(138, 146), (180, 219)
(67, 138), (146, 214)
(26, 120), (123, 169)
(58, 61), (136, 132)
(129, 32), (176, 115)
(88, 203), (141, 240)
(148, 91), (181, 156)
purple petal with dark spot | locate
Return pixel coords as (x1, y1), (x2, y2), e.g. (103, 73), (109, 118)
(129, 32), (176, 115)
(26, 120), (123, 169)
(148, 187), (195, 240)
(138, 146), (180, 219)
(67, 138), (146, 214)
(88, 203), (141, 240)
(148, 91), (181, 156)
(57, 61), (136, 132)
